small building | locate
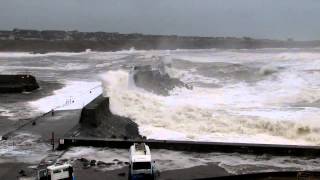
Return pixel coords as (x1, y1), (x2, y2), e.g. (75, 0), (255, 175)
(41, 30), (69, 41)
(83, 32), (98, 41)
(13, 29), (42, 40)
(0, 31), (13, 40)
(68, 31), (85, 41)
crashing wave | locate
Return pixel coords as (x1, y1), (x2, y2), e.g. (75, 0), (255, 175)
(101, 70), (320, 145)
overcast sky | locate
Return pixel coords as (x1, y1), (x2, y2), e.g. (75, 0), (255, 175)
(0, 0), (320, 40)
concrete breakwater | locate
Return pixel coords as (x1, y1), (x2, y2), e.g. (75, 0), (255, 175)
(0, 74), (39, 93)
(78, 95), (141, 139)
(58, 137), (320, 157)
(79, 95), (111, 127)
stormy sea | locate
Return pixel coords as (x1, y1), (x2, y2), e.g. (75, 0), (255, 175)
(1, 48), (320, 174)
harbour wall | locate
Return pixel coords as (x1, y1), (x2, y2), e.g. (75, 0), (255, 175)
(0, 74), (39, 93)
(58, 138), (320, 157)
(79, 95), (111, 127)
(78, 95), (141, 139)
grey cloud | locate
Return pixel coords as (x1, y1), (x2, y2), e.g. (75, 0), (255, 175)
(0, 0), (320, 40)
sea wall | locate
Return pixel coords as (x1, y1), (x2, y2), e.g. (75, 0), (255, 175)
(80, 95), (110, 127)
(79, 95), (141, 139)
(0, 75), (39, 93)
(58, 138), (320, 157)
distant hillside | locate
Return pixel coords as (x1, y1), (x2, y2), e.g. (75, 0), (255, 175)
(0, 29), (319, 52)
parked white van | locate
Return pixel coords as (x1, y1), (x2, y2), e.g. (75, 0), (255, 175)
(129, 143), (156, 180)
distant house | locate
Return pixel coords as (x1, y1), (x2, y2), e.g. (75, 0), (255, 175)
(169, 35), (178, 39)
(0, 31), (14, 40)
(41, 30), (70, 41)
(104, 32), (120, 40)
(13, 29), (41, 40)
(83, 32), (98, 41)
(126, 33), (143, 40)
(243, 36), (253, 41)
(68, 31), (84, 41)
(146, 35), (162, 40)
(93, 32), (110, 41)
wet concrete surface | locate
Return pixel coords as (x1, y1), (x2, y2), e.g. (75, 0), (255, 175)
(0, 162), (227, 180)
(11, 109), (81, 141)
(0, 80), (63, 136)
(0, 109), (81, 180)
(0, 162), (36, 180)
(73, 161), (229, 180)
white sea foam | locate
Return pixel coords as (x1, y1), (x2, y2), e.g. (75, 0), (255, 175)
(0, 133), (50, 163)
(0, 108), (15, 118)
(165, 66), (220, 85)
(171, 51), (320, 64)
(0, 51), (90, 58)
(0, 63), (91, 71)
(101, 69), (320, 145)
